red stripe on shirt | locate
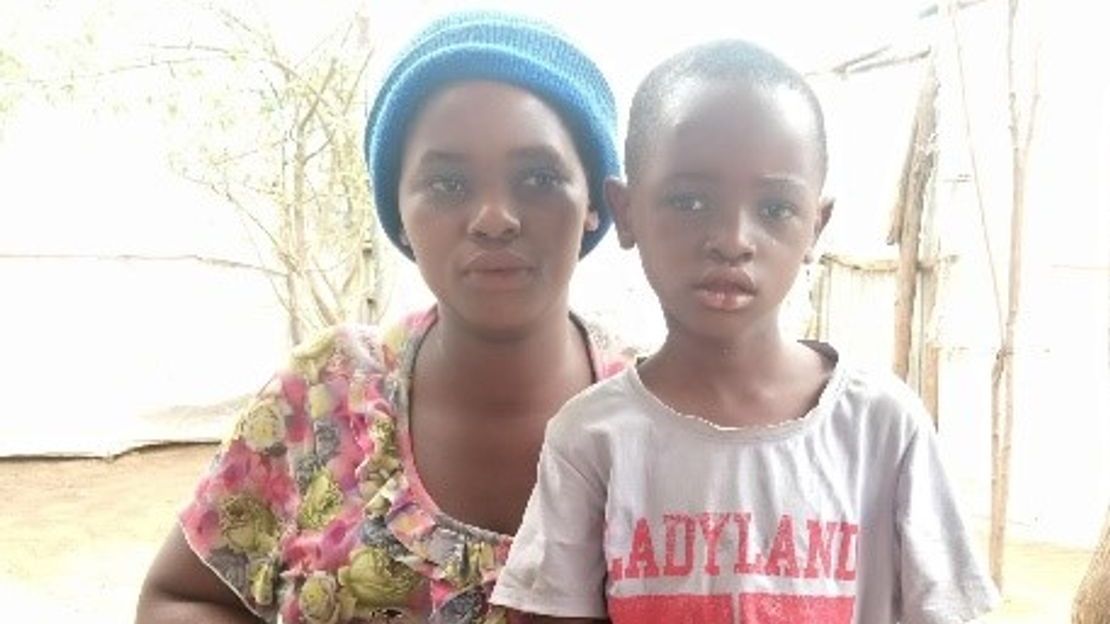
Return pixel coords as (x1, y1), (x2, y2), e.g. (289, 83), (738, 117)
(609, 594), (735, 623)
(738, 592), (855, 623)
(608, 592), (854, 624)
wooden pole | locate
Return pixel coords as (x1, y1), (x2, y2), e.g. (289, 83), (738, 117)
(920, 262), (941, 427)
(890, 62), (938, 381)
(989, 0), (1040, 589)
(1073, 505), (1110, 623)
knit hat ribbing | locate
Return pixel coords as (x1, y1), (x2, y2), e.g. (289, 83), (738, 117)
(365, 10), (620, 259)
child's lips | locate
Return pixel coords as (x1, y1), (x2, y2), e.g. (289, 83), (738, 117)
(693, 271), (756, 311)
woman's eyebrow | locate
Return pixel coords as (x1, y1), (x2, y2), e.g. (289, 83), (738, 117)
(413, 150), (467, 169)
(509, 145), (566, 165)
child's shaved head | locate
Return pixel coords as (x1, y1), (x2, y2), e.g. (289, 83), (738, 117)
(625, 40), (827, 184)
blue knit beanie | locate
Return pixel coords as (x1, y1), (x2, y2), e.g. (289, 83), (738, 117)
(365, 10), (620, 259)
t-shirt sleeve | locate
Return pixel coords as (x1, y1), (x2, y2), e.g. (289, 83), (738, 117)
(895, 422), (1000, 624)
(177, 327), (356, 622)
(490, 424), (609, 618)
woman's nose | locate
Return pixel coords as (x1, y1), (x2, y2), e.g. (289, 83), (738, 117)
(468, 192), (522, 242)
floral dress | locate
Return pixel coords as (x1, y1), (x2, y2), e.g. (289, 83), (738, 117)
(180, 308), (629, 623)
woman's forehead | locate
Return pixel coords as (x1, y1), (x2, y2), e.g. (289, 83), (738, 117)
(403, 81), (581, 164)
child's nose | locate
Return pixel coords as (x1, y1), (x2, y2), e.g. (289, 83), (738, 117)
(705, 208), (756, 262)
(468, 192), (522, 242)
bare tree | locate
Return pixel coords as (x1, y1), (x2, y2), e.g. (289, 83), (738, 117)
(166, 5), (386, 344)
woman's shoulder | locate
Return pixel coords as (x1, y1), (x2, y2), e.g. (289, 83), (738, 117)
(574, 311), (641, 380)
(284, 310), (434, 385)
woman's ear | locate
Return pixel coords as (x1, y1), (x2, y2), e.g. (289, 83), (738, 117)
(603, 177), (636, 249)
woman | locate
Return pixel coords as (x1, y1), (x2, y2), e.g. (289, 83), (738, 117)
(136, 10), (625, 624)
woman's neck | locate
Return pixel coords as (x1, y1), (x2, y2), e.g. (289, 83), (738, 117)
(417, 303), (591, 417)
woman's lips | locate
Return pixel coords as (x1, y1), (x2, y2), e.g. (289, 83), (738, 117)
(462, 251), (535, 290)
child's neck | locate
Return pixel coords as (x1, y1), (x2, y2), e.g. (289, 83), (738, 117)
(641, 319), (830, 428)
(656, 318), (791, 385)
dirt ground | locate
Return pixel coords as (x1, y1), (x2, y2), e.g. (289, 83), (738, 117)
(0, 444), (1095, 623)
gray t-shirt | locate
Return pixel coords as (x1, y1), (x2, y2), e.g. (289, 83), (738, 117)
(492, 351), (998, 623)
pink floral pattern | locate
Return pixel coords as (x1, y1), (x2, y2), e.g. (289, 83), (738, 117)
(180, 308), (629, 623)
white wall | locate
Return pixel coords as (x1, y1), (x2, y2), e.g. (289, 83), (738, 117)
(2, 0), (1106, 546)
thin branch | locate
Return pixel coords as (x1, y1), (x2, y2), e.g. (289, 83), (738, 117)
(302, 137), (331, 166)
(311, 256), (343, 308)
(827, 45), (891, 76)
(946, 0), (1005, 336)
(3, 54), (229, 88)
(341, 45), (376, 111)
(305, 261), (340, 326)
(918, 0), (993, 18)
(216, 7), (274, 55)
(298, 57), (338, 133)
(818, 252), (954, 273)
(295, 18), (356, 78)
(340, 261), (361, 298)
(1021, 37), (1042, 160)
(181, 171), (302, 275)
(267, 279), (299, 326)
(0, 252), (285, 276)
(232, 206), (298, 318)
(841, 50), (932, 76)
(155, 42), (343, 127)
(806, 0), (997, 77)
(205, 138), (289, 168)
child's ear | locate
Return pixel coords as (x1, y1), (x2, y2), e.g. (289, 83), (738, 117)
(603, 176), (636, 249)
(583, 208), (600, 233)
(805, 197), (835, 263)
(815, 197), (834, 239)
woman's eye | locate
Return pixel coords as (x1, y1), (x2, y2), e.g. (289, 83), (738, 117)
(760, 200), (797, 220)
(428, 175), (467, 196)
(667, 194), (708, 212)
(519, 168), (565, 190)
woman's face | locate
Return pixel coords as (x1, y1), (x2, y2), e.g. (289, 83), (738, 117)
(398, 81), (596, 336)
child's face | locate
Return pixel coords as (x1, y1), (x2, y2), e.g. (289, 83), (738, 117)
(609, 81), (831, 342)
(398, 81), (596, 334)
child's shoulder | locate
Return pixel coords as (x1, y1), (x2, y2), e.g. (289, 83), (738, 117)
(824, 348), (934, 436)
(545, 368), (641, 443)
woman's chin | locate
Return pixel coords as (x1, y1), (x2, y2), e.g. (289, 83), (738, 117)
(445, 295), (567, 340)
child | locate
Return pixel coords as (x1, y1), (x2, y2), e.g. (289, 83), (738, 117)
(490, 40), (999, 624)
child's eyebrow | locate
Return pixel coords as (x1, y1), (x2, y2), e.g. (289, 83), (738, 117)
(661, 171), (720, 184)
(758, 174), (812, 193)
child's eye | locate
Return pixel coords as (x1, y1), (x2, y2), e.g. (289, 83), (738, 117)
(759, 200), (797, 221)
(518, 168), (565, 190)
(666, 194), (709, 212)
